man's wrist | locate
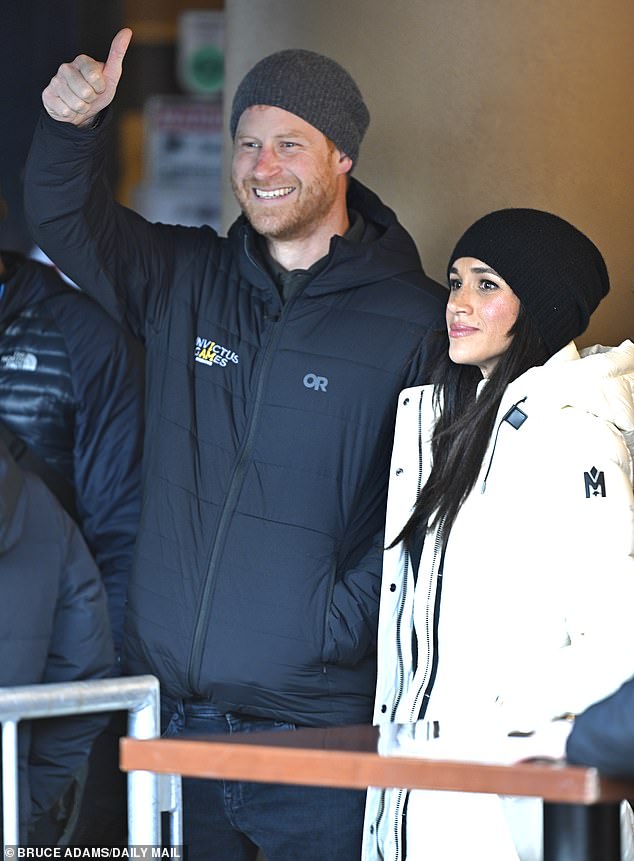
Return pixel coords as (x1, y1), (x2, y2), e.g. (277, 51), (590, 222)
(77, 112), (103, 131)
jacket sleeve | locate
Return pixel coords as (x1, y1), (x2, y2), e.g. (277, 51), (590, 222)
(324, 528), (385, 666)
(401, 309), (447, 389)
(24, 109), (210, 342)
(64, 299), (144, 655)
(498, 408), (634, 730)
(323, 381), (430, 667)
(28, 515), (115, 822)
(323, 468), (390, 665)
(566, 675), (634, 776)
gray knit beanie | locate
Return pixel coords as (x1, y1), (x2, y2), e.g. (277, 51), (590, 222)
(447, 208), (610, 357)
(230, 49), (370, 165)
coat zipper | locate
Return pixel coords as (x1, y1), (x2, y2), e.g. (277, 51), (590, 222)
(390, 389), (426, 720)
(481, 397), (528, 493)
(391, 389), (445, 860)
(408, 518), (446, 722)
(385, 523), (445, 861)
(377, 389), (431, 861)
(186, 244), (292, 690)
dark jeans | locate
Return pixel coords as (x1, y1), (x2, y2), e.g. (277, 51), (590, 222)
(161, 697), (365, 861)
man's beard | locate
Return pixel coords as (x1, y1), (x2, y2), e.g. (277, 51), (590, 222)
(231, 171), (339, 242)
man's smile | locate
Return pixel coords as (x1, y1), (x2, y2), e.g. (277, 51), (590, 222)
(254, 186), (296, 199)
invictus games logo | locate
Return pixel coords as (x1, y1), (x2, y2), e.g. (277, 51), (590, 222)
(194, 336), (240, 368)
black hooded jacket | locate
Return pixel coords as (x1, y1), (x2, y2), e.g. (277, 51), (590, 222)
(0, 439), (114, 836)
(25, 110), (447, 725)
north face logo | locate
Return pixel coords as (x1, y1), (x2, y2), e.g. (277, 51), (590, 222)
(584, 467), (606, 498)
(1, 351), (38, 371)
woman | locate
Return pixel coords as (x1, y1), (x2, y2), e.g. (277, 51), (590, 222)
(362, 208), (634, 861)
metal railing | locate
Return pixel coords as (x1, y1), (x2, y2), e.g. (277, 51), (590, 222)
(0, 674), (182, 849)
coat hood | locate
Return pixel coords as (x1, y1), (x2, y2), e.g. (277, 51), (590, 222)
(505, 340), (634, 462)
(228, 177), (428, 297)
(0, 254), (71, 325)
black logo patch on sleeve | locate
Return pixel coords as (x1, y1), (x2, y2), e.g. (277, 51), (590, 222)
(584, 467), (606, 498)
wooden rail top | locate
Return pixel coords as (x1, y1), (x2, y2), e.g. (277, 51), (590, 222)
(120, 723), (634, 804)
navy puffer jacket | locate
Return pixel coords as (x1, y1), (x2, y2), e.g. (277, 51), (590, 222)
(0, 253), (143, 652)
(25, 111), (447, 725)
(0, 439), (114, 837)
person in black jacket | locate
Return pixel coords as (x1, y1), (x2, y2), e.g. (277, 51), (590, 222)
(0, 248), (143, 654)
(25, 29), (447, 861)
(567, 675), (634, 778)
(0, 438), (114, 844)
(0, 210), (144, 844)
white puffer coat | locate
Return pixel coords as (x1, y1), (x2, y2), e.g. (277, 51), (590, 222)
(363, 340), (634, 861)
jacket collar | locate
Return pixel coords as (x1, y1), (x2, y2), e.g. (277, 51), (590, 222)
(228, 177), (424, 298)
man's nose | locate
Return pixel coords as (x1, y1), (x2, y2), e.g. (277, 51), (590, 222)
(252, 146), (281, 178)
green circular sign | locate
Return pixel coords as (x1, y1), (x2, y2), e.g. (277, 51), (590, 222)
(185, 45), (224, 95)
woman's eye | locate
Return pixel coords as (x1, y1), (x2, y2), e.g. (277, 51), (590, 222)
(448, 279), (461, 292)
(480, 279), (498, 291)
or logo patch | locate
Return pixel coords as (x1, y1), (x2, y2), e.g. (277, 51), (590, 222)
(194, 336), (239, 368)
(303, 372), (328, 392)
(1, 351), (38, 371)
(584, 467), (606, 498)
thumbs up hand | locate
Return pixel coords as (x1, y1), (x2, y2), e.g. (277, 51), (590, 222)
(42, 28), (133, 128)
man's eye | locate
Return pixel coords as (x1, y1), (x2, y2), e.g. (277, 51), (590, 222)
(280, 141), (298, 149)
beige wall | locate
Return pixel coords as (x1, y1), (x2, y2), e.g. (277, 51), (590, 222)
(223, 0), (633, 347)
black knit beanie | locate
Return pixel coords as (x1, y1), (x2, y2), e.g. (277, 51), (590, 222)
(447, 208), (610, 357)
(230, 49), (370, 165)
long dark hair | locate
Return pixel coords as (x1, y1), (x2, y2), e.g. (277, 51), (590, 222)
(394, 304), (549, 548)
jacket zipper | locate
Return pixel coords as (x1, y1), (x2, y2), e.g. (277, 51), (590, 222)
(377, 389), (430, 861)
(408, 518), (445, 722)
(186, 243), (292, 690)
(392, 394), (445, 859)
(384, 524), (445, 861)
(480, 397), (528, 493)
(390, 389), (426, 720)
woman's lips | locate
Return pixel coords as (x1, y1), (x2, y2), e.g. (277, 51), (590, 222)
(449, 323), (479, 337)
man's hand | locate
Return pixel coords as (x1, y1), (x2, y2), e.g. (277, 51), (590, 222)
(42, 28), (132, 128)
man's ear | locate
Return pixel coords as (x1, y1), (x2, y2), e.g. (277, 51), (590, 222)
(337, 152), (353, 176)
